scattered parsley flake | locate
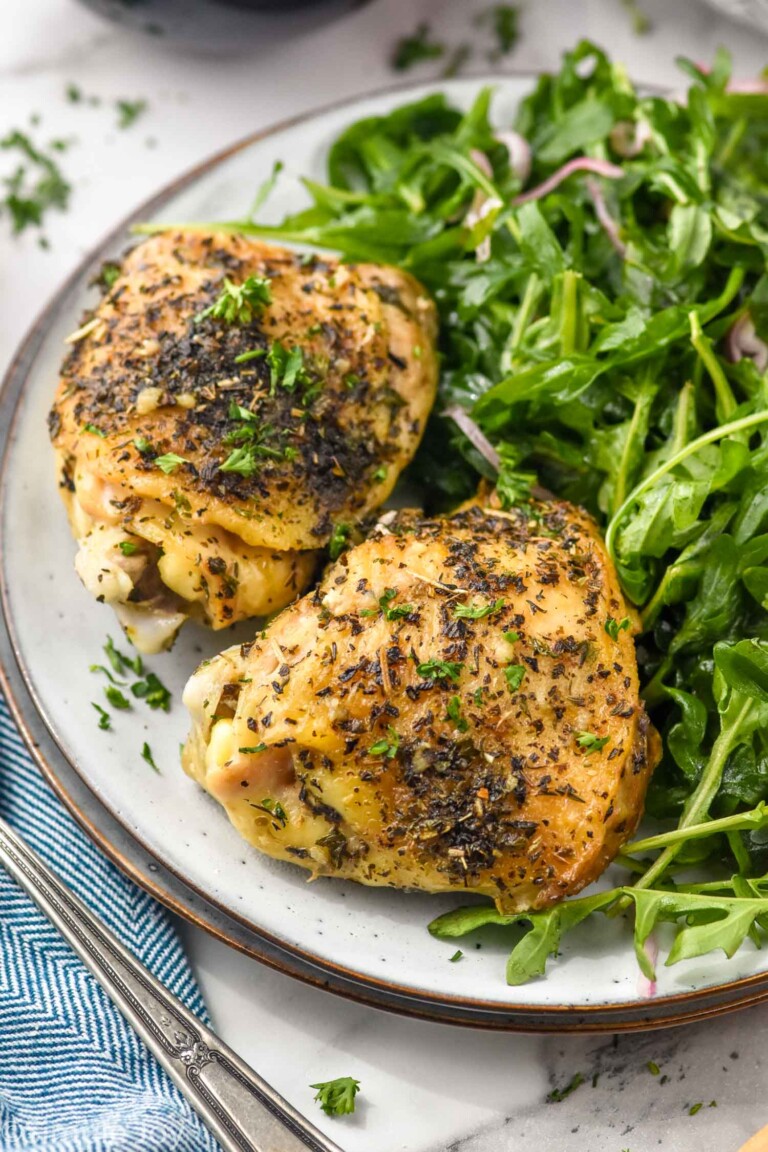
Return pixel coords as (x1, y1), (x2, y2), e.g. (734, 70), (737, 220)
(267, 340), (313, 396)
(547, 1072), (585, 1103)
(104, 685), (131, 710)
(647, 1061), (661, 1076)
(234, 348), (266, 364)
(416, 659), (463, 683)
(372, 465), (388, 482)
(195, 274), (272, 326)
(504, 664), (526, 693)
(477, 4), (519, 56)
(362, 588), (413, 621)
(141, 741), (160, 773)
(689, 1102), (703, 1116)
(605, 615), (631, 640)
(391, 24), (445, 71)
(92, 702), (111, 730)
(82, 422), (106, 437)
(369, 726), (400, 759)
(449, 949), (464, 962)
(257, 797), (288, 826)
(239, 744), (268, 754)
(454, 597), (504, 620)
(621, 0), (652, 34)
(310, 1077), (361, 1117)
(116, 99), (148, 129)
(104, 635), (143, 678)
(446, 695), (469, 732)
(576, 731), (610, 754)
(131, 671), (171, 712)
(1, 127), (72, 238)
(503, 630), (520, 644)
(328, 522), (351, 561)
(133, 436), (152, 455)
(118, 540), (139, 556)
(155, 453), (188, 474)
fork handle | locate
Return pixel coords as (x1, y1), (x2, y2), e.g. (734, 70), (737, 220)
(0, 814), (344, 1152)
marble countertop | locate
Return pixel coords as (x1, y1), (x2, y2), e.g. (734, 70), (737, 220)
(3, 0), (768, 1148)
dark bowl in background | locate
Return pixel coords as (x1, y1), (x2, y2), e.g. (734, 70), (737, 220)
(73, 0), (371, 52)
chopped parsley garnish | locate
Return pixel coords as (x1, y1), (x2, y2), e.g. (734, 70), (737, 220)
(605, 616), (631, 640)
(310, 1076), (361, 1117)
(118, 540), (139, 556)
(391, 24), (445, 70)
(133, 436), (152, 455)
(503, 630), (520, 644)
(504, 664), (526, 693)
(141, 741), (160, 773)
(454, 597), (504, 620)
(266, 341), (314, 396)
(576, 731), (610, 754)
(416, 659), (463, 683)
(328, 522), (351, 561)
(89, 663), (125, 686)
(116, 99), (148, 129)
(234, 348), (266, 365)
(1, 127), (71, 239)
(446, 695), (469, 732)
(689, 1102), (703, 1116)
(239, 744), (268, 754)
(131, 671), (171, 712)
(372, 465), (388, 482)
(647, 1061), (661, 1076)
(361, 588), (413, 621)
(547, 1072), (585, 1104)
(219, 403), (291, 477)
(449, 949), (464, 962)
(195, 274), (272, 326)
(82, 422), (105, 437)
(369, 726), (400, 759)
(254, 797), (288, 826)
(104, 685), (131, 710)
(477, 4), (519, 56)
(96, 261), (121, 290)
(104, 635), (143, 678)
(155, 453), (188, 474)
(92, 702), (111, 730)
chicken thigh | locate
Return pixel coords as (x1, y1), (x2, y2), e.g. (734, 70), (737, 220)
(183, 492), (659, 912)
(50, 231), (437, 651)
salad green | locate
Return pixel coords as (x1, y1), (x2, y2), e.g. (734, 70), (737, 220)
(142, 42), (768, 985)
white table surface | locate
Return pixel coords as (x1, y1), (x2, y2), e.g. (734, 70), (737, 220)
(3, 1), (768, 1149)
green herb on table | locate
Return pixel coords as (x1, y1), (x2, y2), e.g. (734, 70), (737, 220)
(310, 1076), (361, 1117)
(0, 127), (71, 239)
(131, 671), (171, 712)
(647, 1061), (661, 1076)
(621, 0), (652, 34)
(116, 99), (148, 129)
(547, 1072), (585, 1103)
(104, 636), (143, 678)
(104, 685), (131, 711)
(141, 741), (160, 773)
(476, 5), (519, 57)
(391, 24), (445, 71)
(449, 949), (464, 962)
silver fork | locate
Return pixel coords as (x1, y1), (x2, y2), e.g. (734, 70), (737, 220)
(0, 814), (345, 1152)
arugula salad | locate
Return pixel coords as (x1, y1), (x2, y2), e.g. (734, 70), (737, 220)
(174, 42), (768, 986)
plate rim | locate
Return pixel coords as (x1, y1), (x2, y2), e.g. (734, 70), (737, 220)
(2, 71), (767, 1031)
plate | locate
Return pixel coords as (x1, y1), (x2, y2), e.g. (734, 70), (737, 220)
(4, 75), (768, 1031)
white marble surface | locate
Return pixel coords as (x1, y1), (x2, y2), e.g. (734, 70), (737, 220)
(3, 0), (768, 1149)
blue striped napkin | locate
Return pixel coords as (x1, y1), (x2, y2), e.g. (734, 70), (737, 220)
(0, 694), (218, 1152)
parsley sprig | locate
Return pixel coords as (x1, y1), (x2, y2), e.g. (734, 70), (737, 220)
(195, 274), (272, 326)
(310, 1077), (361, 1117)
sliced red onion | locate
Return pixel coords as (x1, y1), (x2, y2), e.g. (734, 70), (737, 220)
(469, 148), (493, 179)
(495, 130), (532, 184)
(725, 313), (768, 373)
(443, 405), (501, 472)
(512, 157), (624, 206)
(609, 119), (652, 158)
(586, 177), (627, 258)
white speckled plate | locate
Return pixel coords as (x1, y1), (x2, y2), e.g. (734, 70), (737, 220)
(4, 75), (768, 1031)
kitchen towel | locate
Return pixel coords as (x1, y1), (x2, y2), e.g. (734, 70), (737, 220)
(0, 694), (217, 1152)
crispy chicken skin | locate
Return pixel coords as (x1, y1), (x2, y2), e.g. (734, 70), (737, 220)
(49, 231), (438, 651)
(183, 493), (660, 912)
